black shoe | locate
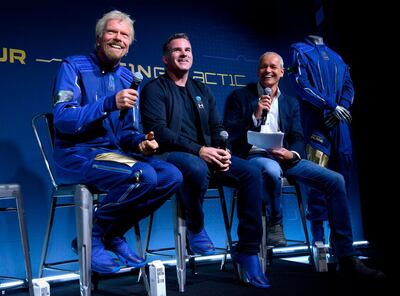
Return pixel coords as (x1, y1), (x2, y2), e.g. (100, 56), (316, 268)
(266, 224), (287, 247)
(337, 256), (385, 280)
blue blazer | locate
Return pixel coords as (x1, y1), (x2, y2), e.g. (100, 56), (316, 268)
(223, 83), (306, 159)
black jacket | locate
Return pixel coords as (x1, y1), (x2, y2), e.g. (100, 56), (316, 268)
(140, 74), (224, 154)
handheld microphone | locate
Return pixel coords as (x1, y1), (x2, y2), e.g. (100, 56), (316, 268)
(261, 87), (272, 125)
(119, 72), (144, 121)
(219, 130), (229, 150)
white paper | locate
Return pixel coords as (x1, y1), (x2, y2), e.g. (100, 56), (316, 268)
(247, 130), (284, 150)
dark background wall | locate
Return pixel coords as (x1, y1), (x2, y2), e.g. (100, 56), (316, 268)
(321, 0), (394, 274)
(1, 0), (388, 278)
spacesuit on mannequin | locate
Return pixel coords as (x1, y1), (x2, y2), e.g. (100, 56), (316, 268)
(289, 35), (354, 246)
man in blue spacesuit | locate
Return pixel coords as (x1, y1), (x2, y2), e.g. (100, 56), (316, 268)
(52, 10), (182, 274)
(289, 35), (354, 245)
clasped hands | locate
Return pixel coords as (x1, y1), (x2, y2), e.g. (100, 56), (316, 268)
(199, 146), (231, 172)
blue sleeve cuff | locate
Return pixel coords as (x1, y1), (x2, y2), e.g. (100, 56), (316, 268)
(103, 95), (118, 113)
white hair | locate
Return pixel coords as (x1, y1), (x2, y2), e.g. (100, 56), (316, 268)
(95, 10), (135, 45)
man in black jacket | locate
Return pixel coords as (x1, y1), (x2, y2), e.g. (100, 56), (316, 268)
(140, 33), (269, 288)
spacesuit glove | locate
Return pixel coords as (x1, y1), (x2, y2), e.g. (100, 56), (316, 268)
(333, 106), (352, 124)
(324, 113), (339, 128)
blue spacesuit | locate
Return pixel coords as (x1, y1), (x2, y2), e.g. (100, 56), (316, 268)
(52, 52), (182, 272)
(290, 35), (354, 241)
(290, 36), (354, 169)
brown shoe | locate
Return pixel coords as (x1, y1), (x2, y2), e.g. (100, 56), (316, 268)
(266, 224), (288, 247)
(337, 256), (385, 280)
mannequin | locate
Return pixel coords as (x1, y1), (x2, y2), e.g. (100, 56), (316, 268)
(306, 35), (324, 45)
(289, 35), (355, 253)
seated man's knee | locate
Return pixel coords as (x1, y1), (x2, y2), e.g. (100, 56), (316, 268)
(132, 162), (158, 189)
(164, 162), (184, 188)
(168, 153), (208, 183)
(264, 169), (281, 185)
(243, 161), (263, 181)
(328, 170), (346, 188)
(250, 158), (281, 182)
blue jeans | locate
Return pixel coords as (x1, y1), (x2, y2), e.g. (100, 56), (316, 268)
(247, 155), (283, 225)
(248, 152), (355, 258)
(166, 152), (263, 254)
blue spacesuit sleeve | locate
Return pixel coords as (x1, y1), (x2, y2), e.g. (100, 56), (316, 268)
(52, 59), (117, 135)
(118, 111), (146, 152)
(118, 130), (146, 152)
(290, 46), (337, 110)
(339, 65), (354, 110)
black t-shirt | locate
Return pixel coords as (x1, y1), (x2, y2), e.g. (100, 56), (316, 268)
(178, 86), (204, 146)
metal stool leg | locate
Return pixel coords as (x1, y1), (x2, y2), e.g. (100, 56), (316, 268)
(145, 187), (233, 292)
(74, 185), (93, 296)
(173, 195), (186, 293)
(13, 185), (34, 296)
(294, 183), (312, 261)
(134, 223), (150, 295)
(217, 186), (233, 271)
(144, 213), (155, 261)
(221, 190), (237, 269)
(138, 212), (154, 282)
(260, 205), (268, 273)
(38, 195), (57, 277)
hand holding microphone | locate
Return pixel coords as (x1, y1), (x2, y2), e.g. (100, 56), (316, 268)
(256, 87), (272, 125)
(118, 72), (144, 121)
(216, 130), (231, 171)
(198, 130), (231, 172)
(218, 130), (229, 150)
(261, 87), (272, 125)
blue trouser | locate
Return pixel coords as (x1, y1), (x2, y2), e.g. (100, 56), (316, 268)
(285, 159), (355, 257)
(55, 148), (182, 237)
(247, 154), (283, 226)
(165, 152), (263, 254)
(246, 152), (355, 258)
(306, 148), (353, 245)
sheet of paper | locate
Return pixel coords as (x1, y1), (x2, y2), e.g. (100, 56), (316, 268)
(247, 131), (284, 150)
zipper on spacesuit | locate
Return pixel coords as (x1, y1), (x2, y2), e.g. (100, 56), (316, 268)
(117, 181), (141, 202)
(92, 164), (132, 174)
(96, 169), (143, 207)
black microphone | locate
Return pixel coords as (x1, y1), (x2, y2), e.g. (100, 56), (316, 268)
(261, 87), (272, 125)
(219, 130), (229, 150)
(119, 72), (144, 120)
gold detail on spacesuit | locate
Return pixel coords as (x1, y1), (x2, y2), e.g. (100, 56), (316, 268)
(306, 144), (329, 168)
(95, 152), (137, 167)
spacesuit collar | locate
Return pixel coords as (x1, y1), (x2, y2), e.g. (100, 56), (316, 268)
(90, 52), (120, 73)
